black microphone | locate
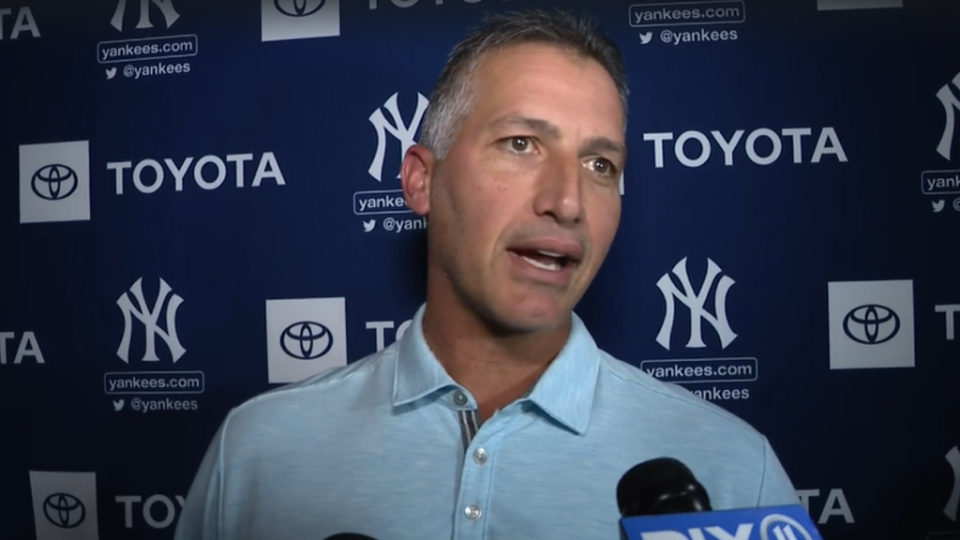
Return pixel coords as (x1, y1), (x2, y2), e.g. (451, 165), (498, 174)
(323, 534), (378, 539)
(616, 456), (712, 517)
(616, 456), (826, 540)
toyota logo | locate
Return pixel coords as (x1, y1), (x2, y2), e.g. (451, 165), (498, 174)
(32, 164), (78, 201)
(43, 493), (85, 529)
(281, 321), (333, 360)
(843, 304), (900, 345)
(274, 0), (325, 17)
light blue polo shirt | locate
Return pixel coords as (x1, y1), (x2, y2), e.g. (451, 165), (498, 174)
(174, 304), (799, 540)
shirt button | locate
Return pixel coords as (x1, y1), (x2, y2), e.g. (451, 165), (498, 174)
(473, 448), (487, 465)
(464, 504), (482, 521)
(453, 391), (467, 406)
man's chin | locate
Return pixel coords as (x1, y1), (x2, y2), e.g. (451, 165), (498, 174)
(485, 301), (571, 336)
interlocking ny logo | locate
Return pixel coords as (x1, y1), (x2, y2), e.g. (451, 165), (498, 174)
(110, 0), (180, 31)
(946, 446), (960, 522)
(368, 92), (429, 182)
(656, 257), (737, 350)
(116, 277), (186, 363)
(937, 70), (960, 161)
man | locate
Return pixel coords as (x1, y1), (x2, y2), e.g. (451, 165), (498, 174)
(174, 10), (798, 540)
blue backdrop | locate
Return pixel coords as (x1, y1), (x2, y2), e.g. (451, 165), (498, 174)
(2, 0), (959, 538)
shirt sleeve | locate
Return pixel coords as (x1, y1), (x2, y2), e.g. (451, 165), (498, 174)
(757, 435), (800, 507)
(174, 417), (229, 540)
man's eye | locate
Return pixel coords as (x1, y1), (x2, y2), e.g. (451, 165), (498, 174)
(507, 137), (533, 153)
(586, 158), (617, 177)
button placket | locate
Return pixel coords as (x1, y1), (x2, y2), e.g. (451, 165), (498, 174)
(452, 396), (517, 536)
(455, 436), (495, 534)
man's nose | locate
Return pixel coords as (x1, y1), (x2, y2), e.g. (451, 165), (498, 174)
(532, 155), (584, 225)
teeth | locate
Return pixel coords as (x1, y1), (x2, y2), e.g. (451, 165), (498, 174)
(521, 255), (560, 272)
(536, 250), (564, 257)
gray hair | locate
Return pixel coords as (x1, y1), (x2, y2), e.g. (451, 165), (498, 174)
(418, 9), (630, 161)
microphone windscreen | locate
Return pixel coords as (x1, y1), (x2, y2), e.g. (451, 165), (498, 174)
(616, 457), (712, 517)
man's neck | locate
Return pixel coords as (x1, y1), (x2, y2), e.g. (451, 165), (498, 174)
(421, 296), (571, 423)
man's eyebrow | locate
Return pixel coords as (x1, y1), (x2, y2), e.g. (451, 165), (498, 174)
(582, 136), (626, 159)
(489, 114), (626, 158)
(489, 115), (562, 139)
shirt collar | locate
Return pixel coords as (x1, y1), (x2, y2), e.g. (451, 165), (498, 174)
(392, 303), (601, 436)
(392, 304), (459, 406)
(520, 311), (600, 435)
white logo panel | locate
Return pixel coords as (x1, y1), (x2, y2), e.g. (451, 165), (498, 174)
(261, 0), (340, 42)
(827, 280), (915, 369)
(19, 141), (91, 224)
(29, 471), (99, 540)
(266, 297), (347, 383)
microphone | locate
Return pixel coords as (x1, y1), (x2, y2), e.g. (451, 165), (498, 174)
(616, 457), (824, 540)
(323, 535), (378, 539)
(617, 457), (711, 516)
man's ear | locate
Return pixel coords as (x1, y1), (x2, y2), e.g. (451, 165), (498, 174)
(400, 144), (435, 216)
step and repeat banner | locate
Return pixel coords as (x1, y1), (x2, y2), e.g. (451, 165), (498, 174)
(1, 0), (958, 538)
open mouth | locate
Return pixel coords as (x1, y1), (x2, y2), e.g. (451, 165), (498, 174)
(512, 249), (574, 272)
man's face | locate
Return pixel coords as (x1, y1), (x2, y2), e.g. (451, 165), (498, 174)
(419, 42), (625, 333)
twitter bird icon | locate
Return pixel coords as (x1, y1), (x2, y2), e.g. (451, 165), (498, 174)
(639, 32), (653, 44)
(933, 200), (946, 213)
(113, 399), (125, 411)
(362, 220), (376, 232)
